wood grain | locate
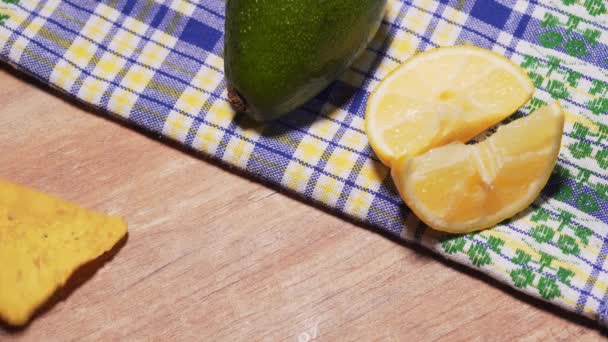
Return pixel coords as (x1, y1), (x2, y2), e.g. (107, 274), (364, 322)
(0, 65), (603, 341)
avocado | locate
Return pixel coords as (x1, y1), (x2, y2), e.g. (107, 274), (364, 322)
(224, 0), (387, 121)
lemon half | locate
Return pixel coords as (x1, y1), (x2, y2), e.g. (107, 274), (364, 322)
(366, 46), (535, 167)
(392, 102), (565, 233)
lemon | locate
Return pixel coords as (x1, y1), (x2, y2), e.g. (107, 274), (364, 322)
(365, 46), (534, 167)
(392, 102), (565, 233)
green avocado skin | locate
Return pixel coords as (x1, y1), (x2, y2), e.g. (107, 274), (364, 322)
(224, 0), (387, 121)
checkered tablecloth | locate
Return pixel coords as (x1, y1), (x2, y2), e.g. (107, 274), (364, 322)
(1, 0), (607, 326)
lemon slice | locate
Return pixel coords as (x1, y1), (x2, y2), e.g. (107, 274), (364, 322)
(392, 102), (565, 233)
(366, 46), (534, 167)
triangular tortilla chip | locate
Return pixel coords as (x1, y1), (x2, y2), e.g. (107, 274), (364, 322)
(0, 179), (127, 325)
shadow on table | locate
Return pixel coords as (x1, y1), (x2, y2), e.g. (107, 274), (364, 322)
(1, 234), (128, 333)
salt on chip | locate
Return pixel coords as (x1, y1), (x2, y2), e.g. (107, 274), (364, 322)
(0, 179), (127, 325)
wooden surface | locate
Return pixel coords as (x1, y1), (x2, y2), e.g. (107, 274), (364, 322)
(0, 65), (604, 341)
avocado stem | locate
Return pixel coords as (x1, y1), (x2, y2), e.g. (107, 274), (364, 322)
(228, 86), (248, 113)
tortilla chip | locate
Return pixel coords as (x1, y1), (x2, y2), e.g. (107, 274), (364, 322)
(0, 179), (127, 325)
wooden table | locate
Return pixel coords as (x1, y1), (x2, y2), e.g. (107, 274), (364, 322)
(0, 64), (603, 341)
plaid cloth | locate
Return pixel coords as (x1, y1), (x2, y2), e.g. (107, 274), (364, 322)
(1, 0), (607, 325)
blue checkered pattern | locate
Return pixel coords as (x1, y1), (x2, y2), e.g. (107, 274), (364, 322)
(1, 0), (607, 326)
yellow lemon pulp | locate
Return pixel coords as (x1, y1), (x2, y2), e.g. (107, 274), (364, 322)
(365, 46), (534, 167)
(392, 102), (565, 233)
